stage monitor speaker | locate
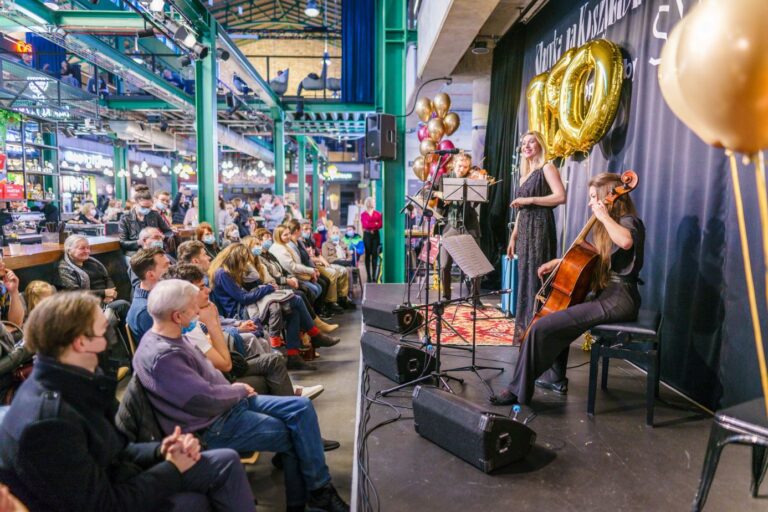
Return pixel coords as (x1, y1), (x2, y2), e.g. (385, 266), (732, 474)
(366, 114), (396, 161)
(361, 331), (435, 384)
(413, 386), (536, 473)
(362, 301), (422, 334)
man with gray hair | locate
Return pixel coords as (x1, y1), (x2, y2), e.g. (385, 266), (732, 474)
(134, 279), (349, 512)
(128, 227), (176, 290)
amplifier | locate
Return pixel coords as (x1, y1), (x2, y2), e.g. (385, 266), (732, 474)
(361, 331), (435, 384)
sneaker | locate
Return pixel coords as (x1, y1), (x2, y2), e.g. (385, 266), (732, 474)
(312, 333), (341, 348)
(535, 378), (568, 395)
(296, 384), (325, 400)
(287, 355), (317, 371)
(307, 483), (350, 512)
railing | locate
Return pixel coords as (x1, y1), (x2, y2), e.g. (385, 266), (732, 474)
(245, 54), (343, 100)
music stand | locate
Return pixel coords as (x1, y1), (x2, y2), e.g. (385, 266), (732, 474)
(441, 234), (505, 393)
(442, 178), (489, 203)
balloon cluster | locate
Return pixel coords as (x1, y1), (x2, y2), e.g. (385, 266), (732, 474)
(658, 0), (768, 155)
(413, 93), (461, 181)
(526, 39), (623, 159)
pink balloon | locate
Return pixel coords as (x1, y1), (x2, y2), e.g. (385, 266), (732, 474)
(437, 139), (455, 151)
(417, 125), (429, 142)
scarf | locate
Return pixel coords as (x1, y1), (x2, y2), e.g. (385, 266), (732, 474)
(63, 253), (109, 291)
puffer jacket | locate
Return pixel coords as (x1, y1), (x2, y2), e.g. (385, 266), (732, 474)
(115, 375), (164, 443)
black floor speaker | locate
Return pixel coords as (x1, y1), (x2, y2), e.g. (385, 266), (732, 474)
(412, 386), (536, 473)
(361, 331), (435, 384)
(362, 301), (423, 334)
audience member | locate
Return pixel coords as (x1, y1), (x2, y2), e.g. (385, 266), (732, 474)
(118, 185), (172, 255)
(269, 225), (325, 311)
(222, 224), (242, 246)
(322, 226), (355, 267)
(127, 248), (171, 342)
(231, 197), (250, 238)
(127, 227), (177, 289)
(102, 199), (122, 222)
(153, 190), (173, 227)
(23, 281), (55, 318)
(77, 201), (100, 224)
(194, 222), (220, 259)
(296, 220), (353, 312)
(171, 187), (192, 225)
(218, 197), (233, 234)
(361, 196), (382, 282)
(263, 196), (286, 231)
(183, 197), (199, 228)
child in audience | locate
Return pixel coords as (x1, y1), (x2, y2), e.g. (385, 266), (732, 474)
(23, 281), (55, 319)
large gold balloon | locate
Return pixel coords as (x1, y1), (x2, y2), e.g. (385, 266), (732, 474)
(526, 72), (548, 143)
(419, 139), (437, 156)
(545, 48), (576, 157)
(443, 112), (460, 136)
(427, 118), (445, 143)
(433, 93), (451, 118)
(658, 21), (721, 148)
(673, 0), (768, 153)
(413, 156), (429, 181)
(558, 39), (623, 152)
(415, 97), (434, 123)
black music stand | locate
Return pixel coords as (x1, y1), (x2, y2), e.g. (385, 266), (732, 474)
(441, 234), (505, 393)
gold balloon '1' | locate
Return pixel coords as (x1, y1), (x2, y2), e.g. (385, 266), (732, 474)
(413, 156), (429, 181)
(526, 39), (623, 158)
(415, 97), (434, 123)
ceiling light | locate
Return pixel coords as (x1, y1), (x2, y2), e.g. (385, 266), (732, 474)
(305, 0), (320, 17)
(216, 48), (230, 61)
(471, 40), (489, 55)
(175, 26), (196, 48)
(149, 0), (164, 12)
(193, 43), (209, 59)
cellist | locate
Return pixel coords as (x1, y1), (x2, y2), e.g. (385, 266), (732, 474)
(491, 172), (645, 406)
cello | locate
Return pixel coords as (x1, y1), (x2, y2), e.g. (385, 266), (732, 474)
(521, 170), (639, 340)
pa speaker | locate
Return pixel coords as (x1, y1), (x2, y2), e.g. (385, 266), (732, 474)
(366, 113), (396, 161)
(362, 302), (422, 334)
(361, 331), (435, 383)
(413, 386), (536, 473)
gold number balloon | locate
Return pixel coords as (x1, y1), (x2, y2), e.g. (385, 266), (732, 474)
(415, 97), (434, 123)
(526, 72), (548, 144)
(419, 139), (437, 156)
(433, 93), (451, 118)
(545, 48), (575, 157)
(413, 156), (429, 181)
(427, 118), (445, 143)
(443, 112), (460, 136)
(558, 39), (623, 152)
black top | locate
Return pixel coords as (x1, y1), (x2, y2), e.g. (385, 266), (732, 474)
(610, 215), (645, 281)
(77, 212), (100, 224)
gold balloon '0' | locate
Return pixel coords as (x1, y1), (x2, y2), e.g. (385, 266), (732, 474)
(413, 156), (429, 181)
(443, 112), (460, 136)
(415, 97), (434, 123)
(419, 139), (437, 156)
(433, 93), (451, 118)
(427, 118), (445, 143)
(545, 48), (576, 157)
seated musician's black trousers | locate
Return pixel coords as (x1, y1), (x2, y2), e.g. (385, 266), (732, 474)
(505, 282), (640, 404)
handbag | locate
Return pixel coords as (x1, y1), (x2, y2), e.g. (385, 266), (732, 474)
(226, 351), (249, 381)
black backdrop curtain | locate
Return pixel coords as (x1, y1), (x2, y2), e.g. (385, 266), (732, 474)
(484, 0), (767, 409)
(479, 27), (526, 285)
(341, 0), (374, 104)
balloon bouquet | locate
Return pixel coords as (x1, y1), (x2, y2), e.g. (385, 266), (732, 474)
(658, 0), (768, 415)
(413, 93), (461, 182)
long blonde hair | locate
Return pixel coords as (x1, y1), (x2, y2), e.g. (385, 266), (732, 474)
(589, 172), (637, 291)
(519, 131), (548, 180)
(240, 236), (267, 282)
(272, 225), (290, 246)
(208, 243), (252, 288)
(24, 280), (56, 317)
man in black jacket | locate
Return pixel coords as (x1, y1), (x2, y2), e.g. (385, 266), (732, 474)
(170, 187), (191, 225)
(0, 292), (255, 511)
(118, 187), (173, 255)
(231, 197), (251, 238)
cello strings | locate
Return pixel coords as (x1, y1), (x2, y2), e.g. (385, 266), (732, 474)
(729, 150), (768, 417)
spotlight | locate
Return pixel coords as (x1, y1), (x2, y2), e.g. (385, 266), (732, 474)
(137, 27), (155, 38)
(216, 48), (230, 61)
(175, 26), (196, 49)
(148, 0), (164, 12)
(193, 43), (209, 60)
(305, 0), (319, 17)
(471, 39), (489, 55)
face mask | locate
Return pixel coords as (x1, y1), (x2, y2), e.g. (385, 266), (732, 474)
(149, 240), (164, 249)
(155, 202), (167, 211)
(331, 235), (340, 243)
(346, 230), (355, 237)
(137, 206), (152, 216)
(262, 239), (273, 251)
(251, 246), (262, 256)
(202, 234), (215, 244)
(181, 316), (199, 335)
(302, 232), (311, 240)
(317, 225), (327, 232)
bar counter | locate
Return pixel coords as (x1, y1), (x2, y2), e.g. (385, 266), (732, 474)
(4, 236), (120, 270)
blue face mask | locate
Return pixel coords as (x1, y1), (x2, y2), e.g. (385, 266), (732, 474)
(346, 230), (355, 237)
(202, 234), (215, 244)
(262, 239), (273, 251)
(181, 317), (198, 335)
(302, 232), (311, 240)
(137, 206), (152, 216)
(251, 246), (263, 256)
(149, 240), (164, 249)
(331, 235), (340, 243)
(155, 202), (167, 211)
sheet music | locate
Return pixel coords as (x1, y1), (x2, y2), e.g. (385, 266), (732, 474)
(441, 234), (494, 279)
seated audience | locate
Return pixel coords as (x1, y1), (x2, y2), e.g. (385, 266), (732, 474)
(196, 222), (220, 259)
(118, 185), (172, 255)
(222, 224), (242, 246)
(269, 225), (326, 313)
(0, 292), (255, 511)
(102, 199), (123, 222)
(77, 201), (100, 224)
(296, 220), (354, 311)
(23, 281), (55, 318)
(0, 256), (25, 333)
(128, 227), (177, 289)
(263, 196), (286, 231)
(133, 280), (349, 512)
(344, 225), (365, 266)
(127, 248), (171, 342)
(322, 225), (355, 267)
(183, 197), (199, 228)
(153, 190), (174, 227)
(218, 198), (233, 234)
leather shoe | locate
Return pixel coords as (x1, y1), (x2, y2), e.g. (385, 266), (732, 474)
(286, 355), (317, 371)
(535, 378), (568, 394)
(323, 438), (341, 451)
(327, 302), (345, 314)
(312, 333), (341, 348)
(489, 389), (519, 406)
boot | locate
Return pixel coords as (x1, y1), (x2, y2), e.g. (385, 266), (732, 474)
(326, 302), (345, 315)
(286, 354), (317, 371)
(338, 297), (356, 311)
(307, 483), (350, 512)
(311, 332), (341, 348)
(314, 316), (339, 333)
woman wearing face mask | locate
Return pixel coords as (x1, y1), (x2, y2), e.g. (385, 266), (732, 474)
(118, 186), (172, 255)
(243, 235), (338, 334)
(195, 222), (220, 259)
(360, 197), (382, 282)
(222, 225), (241, 248)
(183, 197), (199, 228)
(322, 226), (354, 267)
(217, 197), (233, 234)
(77, 202), (101, 225)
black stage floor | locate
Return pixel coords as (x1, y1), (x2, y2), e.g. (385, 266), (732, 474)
(355, 326), (765, 511)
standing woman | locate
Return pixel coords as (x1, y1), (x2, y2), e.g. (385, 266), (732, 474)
(360, 197), (382, 282)
(492, 172), (644, 405)
(507, 131), (566, 343)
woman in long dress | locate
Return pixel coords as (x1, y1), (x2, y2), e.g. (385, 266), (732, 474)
(507, 131), (566, 343)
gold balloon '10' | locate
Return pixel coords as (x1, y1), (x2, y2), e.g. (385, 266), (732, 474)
(527, 39), (624, 159)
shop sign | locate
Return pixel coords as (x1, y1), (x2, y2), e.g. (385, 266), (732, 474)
(61, 149), (113, 170)
(14, 105), (72, 121)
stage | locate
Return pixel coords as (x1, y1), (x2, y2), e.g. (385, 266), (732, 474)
(355, 285), (765, 511)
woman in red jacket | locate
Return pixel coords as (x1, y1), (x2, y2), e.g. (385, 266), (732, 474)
(360, 197), (382, 282)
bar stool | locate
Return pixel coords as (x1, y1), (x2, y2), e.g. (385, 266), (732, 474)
(691, 398), (768, 510)
(587, 309), (662, 426)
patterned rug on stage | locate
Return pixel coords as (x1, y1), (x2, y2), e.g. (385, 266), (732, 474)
(422, 305), (516, 346)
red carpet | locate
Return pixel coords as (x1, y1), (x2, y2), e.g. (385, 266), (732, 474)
(423, 304), (516, 346)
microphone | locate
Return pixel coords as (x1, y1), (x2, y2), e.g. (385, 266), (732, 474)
(430, 148), (461, 155)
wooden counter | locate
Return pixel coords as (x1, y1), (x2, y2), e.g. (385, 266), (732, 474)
(3, 236), (121, 270)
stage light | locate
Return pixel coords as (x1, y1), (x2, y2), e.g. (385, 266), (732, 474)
(193, 43), (209, 60)
(175, 26), (197, 49)
(216, 48), (230, 61)
(148, 0), (164, 12)
(305, 0), (319, 17)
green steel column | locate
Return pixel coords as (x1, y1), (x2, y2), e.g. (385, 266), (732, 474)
(297, 137), (306, 216)
(195, 26), (218, 230)
(272, 110), (285, 196)
(312, 149), (320, 225)
(170, 157), (178, 197)
(112, 144), (127, 204)
(378, 0), (407, 283)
